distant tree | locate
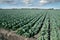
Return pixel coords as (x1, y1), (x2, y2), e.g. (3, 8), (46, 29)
(0, 8), (2, 10)
(48, 8), (54, 10)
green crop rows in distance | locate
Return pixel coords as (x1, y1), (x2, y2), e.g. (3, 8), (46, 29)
(0, 9), (60, 40)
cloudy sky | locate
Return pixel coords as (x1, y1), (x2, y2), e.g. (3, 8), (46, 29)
(0, 0), (60, 9)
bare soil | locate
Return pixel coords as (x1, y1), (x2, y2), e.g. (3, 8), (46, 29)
(0, 28), (37, 40)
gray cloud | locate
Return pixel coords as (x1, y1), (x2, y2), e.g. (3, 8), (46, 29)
(0, 0), (33, 6)
(0, 0), (60, 6)
(0, 0), (17, 4)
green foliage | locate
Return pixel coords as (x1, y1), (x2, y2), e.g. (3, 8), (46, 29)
(0, 9), (60, 39)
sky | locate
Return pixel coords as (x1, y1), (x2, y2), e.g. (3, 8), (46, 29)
(0, 0), (60, 9)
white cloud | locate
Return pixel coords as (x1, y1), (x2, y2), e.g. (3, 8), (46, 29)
(22, 0), (30, 4)
(39, 0), (60, 6)
(39, 0), (49, 6)
(40, 0), (48, 5)
(41, 0), (48, 3)
(22, 0), (33, 5)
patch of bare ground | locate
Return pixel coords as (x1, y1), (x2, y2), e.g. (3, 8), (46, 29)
(0, 28), (36, 40)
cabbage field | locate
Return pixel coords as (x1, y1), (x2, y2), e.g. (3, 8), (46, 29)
(0, 9), (60, 40)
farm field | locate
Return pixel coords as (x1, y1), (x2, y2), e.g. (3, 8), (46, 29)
(0, 9), (60, 40)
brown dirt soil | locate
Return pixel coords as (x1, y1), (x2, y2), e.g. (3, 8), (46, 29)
(0, 28), (37, 40)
